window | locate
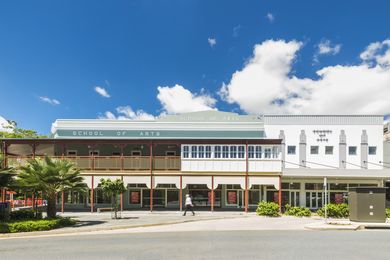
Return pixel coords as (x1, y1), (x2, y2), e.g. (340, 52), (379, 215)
(183, 146), (189, 158)
(198, 146), (205, 158)
(191, 146), (198, 158)
(349, 146), (357, 155)
(287, 146), (296, 155)
(67, 150), (77, 156)
(214, 146), (221, 158)
(256, 146), (262, 158)
(310, 146), (319, 155)
(238, 146), (245, 158)
(272, 146), (279, 158)
(89, 150), (99, 156)
(131, 150), (141, 156)
(264, 148), (271, 158)
(325, 146), (333, 155)
(205, 146), (212, 158)
(166, 151), (176, 156)
(222, 146), (229, 158)
(248, 146), (255, 158)
(369, 146), (377, 155)
(230, 146), (237, 158)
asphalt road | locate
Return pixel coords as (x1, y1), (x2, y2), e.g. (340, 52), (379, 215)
(1, 230), (390, 260)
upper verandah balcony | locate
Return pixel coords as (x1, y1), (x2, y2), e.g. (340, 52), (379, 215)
(1, 139), (282, 172)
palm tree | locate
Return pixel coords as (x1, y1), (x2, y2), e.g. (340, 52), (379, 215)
(17, 156), (87, 218)
(0, 156), (15, 201)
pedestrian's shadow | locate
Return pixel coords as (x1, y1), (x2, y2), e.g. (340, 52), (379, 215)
(71, 220), (106, 228)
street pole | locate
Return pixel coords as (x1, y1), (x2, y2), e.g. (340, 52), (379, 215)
(324, 177), (327, 224)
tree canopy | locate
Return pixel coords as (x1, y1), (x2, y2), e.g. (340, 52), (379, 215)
(0, 120), (47, 138)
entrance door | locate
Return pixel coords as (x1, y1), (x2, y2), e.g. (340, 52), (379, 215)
(290, 191), (300, 207)
(306, 192), (323, 208)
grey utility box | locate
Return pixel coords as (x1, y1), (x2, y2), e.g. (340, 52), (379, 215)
(348, 187), (387, 223)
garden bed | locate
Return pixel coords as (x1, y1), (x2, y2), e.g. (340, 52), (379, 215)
(0, 217), (76, 233)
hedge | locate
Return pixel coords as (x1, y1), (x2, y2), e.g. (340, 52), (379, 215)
(284, 204), (311, 217)
(316, 203), (349, 218)
(0, 218), (76, 233)
(256, 201), (280, 217)
(386, 209), (390, 218)
(10, 210), (42, 220)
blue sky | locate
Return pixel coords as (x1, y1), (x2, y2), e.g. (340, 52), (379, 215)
(1, 0), (390, 134)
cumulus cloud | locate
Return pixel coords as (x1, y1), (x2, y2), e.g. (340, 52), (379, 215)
(208, 37), (217, 47)
(94, 86), (110, 98)
(39, 96), (60, 105)
(99, 106), (155, 120)
(0, 116), (12, 132)
(220, 39), (390, 115)
(233, 25), (241, 37)
(157, 84), (217, 114)
(266, 13), (274, 22)
(313, 39), (341, 63)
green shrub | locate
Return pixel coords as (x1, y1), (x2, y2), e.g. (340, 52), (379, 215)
(0, 217), (76, 233)
(317, 203), (349, 218)
(10, 210), (42, 220)
(256, 201), (280, 217)
(284, 204), (311, 217)
(386, 209), (390, 218)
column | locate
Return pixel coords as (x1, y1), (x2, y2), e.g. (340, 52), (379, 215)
(278, 176), (282, 211)
(149, 142), (153, 212)
(339, 130), (347, 169)
(90, 175), (94, 213)
(211, 176), (214, 212)
(361, 130), (368, 169)
(299, 130), (306, 168)
(244, 143), (249, 212)
(179, 176), (183, 212)
(279, 130), (286, 168)
(120, 175), (124, 212)
(299, 181), (306, 207)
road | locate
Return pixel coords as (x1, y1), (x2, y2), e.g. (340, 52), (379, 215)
(1, 230), (390, 260)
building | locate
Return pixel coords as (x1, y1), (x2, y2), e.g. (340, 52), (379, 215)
(1, 110), (390, 211)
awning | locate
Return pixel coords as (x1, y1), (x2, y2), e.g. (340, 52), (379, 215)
(248, 176), (280, 190)
(182, 176), (212, 189)
(153, 176), (181, 188)
(283, 169), (390, 179)
(213, 176), (245, 189)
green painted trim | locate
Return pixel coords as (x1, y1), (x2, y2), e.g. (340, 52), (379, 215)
(55, 129), (265, 139)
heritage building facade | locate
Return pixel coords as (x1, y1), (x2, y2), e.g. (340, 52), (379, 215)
(2, 111), (389, 211)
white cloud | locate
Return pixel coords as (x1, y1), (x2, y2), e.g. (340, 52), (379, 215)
(157, 84), (217, 114)
(233, 25), (241, 37)
(94, 86), (110, 98)
(266, 13), (274, 22)
(360, 39), (390, 66)
(99, 106), (155, 120)
(313, 39), (341, 63)
(39, 96), (60, 105)
(0, 116), (12, 132)
(220, 39), (390, 115)
(208, 37), (217, 47)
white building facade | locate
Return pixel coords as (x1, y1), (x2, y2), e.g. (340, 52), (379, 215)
(2, 111), (390, 211)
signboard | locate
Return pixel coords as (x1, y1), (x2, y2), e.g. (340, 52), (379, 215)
(130, 191), (140, 204)
(55, 129), (265, 139)
(227, 191), (237, 204)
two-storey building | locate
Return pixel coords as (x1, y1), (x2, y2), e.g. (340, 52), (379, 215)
(1, 111), (389, 211)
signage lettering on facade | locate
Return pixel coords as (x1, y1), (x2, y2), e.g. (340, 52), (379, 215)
(313, 130), (332, 142)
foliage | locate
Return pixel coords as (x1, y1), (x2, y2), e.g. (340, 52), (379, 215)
(10, 209), (42, 220)
(16, 156), (87, 218)
(316, 203), (349, 218)
(99, 178), (126, 219)
(0, 156), (15, 189)
(0, 120), (47, 138)
(386, 209), (390, 218)
(284, 204), (311, 217)
(0, 217), (76, 233)
(256, 201), (280, 217)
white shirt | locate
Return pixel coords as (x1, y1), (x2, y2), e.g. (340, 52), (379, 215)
(185, 197), (193, 206)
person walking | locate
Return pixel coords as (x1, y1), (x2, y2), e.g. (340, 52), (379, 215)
(183, 194), (195, 216)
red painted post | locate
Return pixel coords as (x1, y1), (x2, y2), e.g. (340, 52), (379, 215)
(211, 176), (214, 212)
(149, 142), (153, 212)
(120, 175), (124, 212)
(61, 191), (65, 213)
(179, 175), (183, 212)
(32, 193), (35, 210)
(278, 176), (282, 211)
(244, 142), (249, 213)
(91, 175), (94, 213)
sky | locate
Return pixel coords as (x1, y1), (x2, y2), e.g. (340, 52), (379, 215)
(1, 0), (390, 134)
